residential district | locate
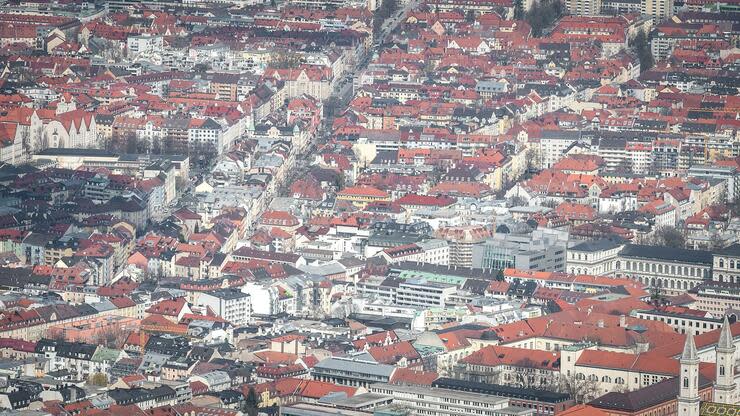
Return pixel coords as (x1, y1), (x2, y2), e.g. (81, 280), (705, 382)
(0, 0), (738, 414)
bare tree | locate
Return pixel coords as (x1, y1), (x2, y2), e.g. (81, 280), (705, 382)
(708, 232), (725, 251)
(97, 38), (125, 63)
(20, 128), (32, 161)
(508, 195), (527, 207)
(556, 373), (601, 404)
(97, 328), (127, 349)
(514, 358), (559, 389)
(646, 226), (686, 249)
(87, 372), (108, 386)
(611, 383), (630, 393)
(269, 52), (303, 69)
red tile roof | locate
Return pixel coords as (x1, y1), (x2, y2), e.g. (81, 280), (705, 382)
(462, 345), (560, 370)
(367, 341), (421, 365)
(390, 367), (439, 386)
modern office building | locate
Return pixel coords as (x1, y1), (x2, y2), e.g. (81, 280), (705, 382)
(472, 229), (568, 272)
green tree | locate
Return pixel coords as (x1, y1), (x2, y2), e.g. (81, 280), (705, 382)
(649, 226), (686, 249)
(373, 0), (398, 37)
(242, 386), (260, 416)
(514, 0), (525, 19)
(630, 30), (654, 72)
(526, 0), (565, 37)
(269, 52), (302, 69)
(650, 285), (666, 307)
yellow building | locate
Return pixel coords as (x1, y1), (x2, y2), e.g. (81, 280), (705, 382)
(336, 186), (390, 208)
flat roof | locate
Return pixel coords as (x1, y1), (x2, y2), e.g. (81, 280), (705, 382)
(370, 383), (510, 405)
(35, 148), (119, 158)
(432, 377), (571, 403)
(323, 392), (392, 408)
(281, 403), (372, 416)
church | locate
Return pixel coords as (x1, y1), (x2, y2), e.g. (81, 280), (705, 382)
(584, 316), (739, 416)
(678, 316), (739, 415)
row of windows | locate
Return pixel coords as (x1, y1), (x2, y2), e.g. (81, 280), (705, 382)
(716, 258), (740, 269)
(619, 260), (705, 277)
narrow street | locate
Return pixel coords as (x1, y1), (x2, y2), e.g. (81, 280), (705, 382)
(238, 4), (417, 237)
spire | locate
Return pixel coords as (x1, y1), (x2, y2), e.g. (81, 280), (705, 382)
(718, 315), (734, 350)
(681, 331), (698, 362)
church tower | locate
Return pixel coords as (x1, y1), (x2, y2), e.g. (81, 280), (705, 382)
(678, 331), (701, 416)
(714, 316), (736, 404)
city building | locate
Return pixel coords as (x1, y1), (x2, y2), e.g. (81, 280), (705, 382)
(369, 383), (536, 416)
(567, 239), (625, 276)
(473, 229), (569, 272)
(615, 245), (713, 295)
(197, 289), (251, 326)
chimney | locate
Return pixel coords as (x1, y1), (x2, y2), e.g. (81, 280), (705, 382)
(597, 319), (604, 328)
(619, 314), (626, 327)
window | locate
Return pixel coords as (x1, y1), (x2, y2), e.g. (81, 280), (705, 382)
(615, 377), (625, 384)
(683, 377), (689, 388)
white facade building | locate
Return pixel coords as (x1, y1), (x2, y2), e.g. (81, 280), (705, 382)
(198, 289), (251, 326)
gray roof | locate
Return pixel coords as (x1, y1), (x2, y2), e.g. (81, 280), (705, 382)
(619, 244), (713, 264)
(590, 375), (712, 412)
(715, 243), (740, 257)
(205, 288), (249, 301)
(571, 238), (624, 252)
(195, 370), (231, 385)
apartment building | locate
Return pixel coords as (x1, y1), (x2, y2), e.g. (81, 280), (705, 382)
(396, 278), (457, 308)
(435, 225), (491, 268)
(198, 289), (251, 326)
(379, 239), (450, 266)
(688, 165), (738, 203)
(126, 34), (163, 58)
(566, 0), (602, 15)
(188, 118), (240, 155)
(688, 283), (740, 317)
(643, 0), (674, 22)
